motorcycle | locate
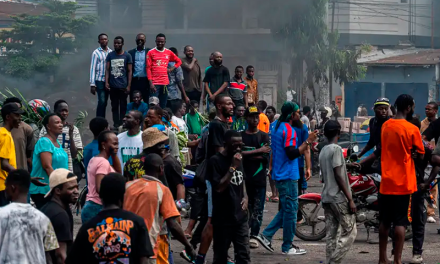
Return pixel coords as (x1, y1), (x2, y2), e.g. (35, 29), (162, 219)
(296, 144), (413, 241)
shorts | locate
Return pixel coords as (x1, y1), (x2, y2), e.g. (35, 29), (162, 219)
(206, 180), (213, 218)
(379, 193), (412, 227)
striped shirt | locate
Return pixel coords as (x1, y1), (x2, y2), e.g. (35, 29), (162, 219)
(270, 122), (299, 181)
(228, 77), (247, 101)
(89, 46), (112, 86)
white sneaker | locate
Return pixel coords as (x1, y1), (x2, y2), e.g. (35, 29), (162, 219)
(427, 216), (436, 223)
(282, 244), (307, 255)
(249, 238), (259, 248)
(411, 254), (423, 264)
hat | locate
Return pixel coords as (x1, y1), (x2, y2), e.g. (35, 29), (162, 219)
(142, 127), (169, 149)
(149, 96), (160, 106)
(374, 97), (390, 107)
(44, 169), (77, 198)
(244, 106), (259, 116)
(1, 103), (24, 116)
(323, 120), (341, 134)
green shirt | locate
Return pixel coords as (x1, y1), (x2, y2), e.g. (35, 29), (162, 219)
(184, 113), (204, 135)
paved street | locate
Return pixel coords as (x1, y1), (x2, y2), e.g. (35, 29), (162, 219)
(73, 176), (440, 264)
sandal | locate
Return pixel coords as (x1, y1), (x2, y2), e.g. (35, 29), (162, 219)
(180, 250), (194, 263)
(271, 197), (279, 203)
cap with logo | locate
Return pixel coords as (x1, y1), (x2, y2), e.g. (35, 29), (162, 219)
(149, 96), (160, 106)
(44, 169), (77, 198)
(374, 98), (390, 108)
(244, 106), (260, 117)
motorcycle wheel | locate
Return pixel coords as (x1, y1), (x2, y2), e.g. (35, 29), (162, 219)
(295, 200), (327, 241)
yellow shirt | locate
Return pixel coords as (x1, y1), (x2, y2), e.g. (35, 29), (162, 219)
(0, 127), (16, 190)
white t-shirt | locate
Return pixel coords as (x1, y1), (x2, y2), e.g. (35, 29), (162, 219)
(117, 131), (143, 169)
(300, 115), (310, 129)
(0, 203), (59, 264)
(172, 116), (188, 135)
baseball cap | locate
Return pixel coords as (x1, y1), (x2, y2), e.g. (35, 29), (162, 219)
(244, 106), (259, 117)
(323, 120), (341, 134)
(44, 169), (77, 198)
(149, 96), (160, 106)
(142, 127), (169, 149)
(1, 103), (24, 116)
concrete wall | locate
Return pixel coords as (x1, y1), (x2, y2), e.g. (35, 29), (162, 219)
(329, 0), (440, 47)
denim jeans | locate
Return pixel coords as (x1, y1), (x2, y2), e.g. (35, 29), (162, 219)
(96, 81), (108, 118)
(262, 180), (298, 252)
(81, 200), (102, 224)
(248, 185), (266, 236)
(151, 85), (168, 109)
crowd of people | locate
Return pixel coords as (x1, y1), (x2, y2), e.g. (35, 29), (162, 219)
(0, 30), (438, 264)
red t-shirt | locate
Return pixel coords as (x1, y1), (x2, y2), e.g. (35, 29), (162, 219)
(146, 47), (182, 85)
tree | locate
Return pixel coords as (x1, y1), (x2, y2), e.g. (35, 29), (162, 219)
(259, 0), (369, 109)
(0, 0), (97, 79)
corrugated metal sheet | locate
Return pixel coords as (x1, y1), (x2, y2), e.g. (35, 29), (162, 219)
(360, 49), (440, 65)
(75, 0), (97, 17)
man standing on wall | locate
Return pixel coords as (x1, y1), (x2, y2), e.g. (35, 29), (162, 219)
(167, 47), (189, 108)
(90, 33), (112, 118)
(128, 33), (149, 102)
(146, 33), (182, 109)
(245, 65), (259, 106)
(203, 52), (230, 110)
(105, 36), (133, 129)
(182, 45), (203, 110)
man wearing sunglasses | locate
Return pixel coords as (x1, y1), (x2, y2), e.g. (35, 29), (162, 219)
(356, 98), (390, 174)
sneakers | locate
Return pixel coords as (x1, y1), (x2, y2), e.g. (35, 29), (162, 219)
(282, 244), (307, 255)
(249, 237), (259, 248)
(427, 216), (436, 223)
(254, 234), (274, 252)
(411, 254), (423, 264)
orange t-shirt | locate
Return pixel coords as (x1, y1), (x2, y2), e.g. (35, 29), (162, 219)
(124, 176), (180, 260)
(258, 113), (270, 133)
(380, 119), (425, 195)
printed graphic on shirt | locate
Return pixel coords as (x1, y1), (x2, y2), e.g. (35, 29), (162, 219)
(111, 59), (125, 78)
(231, 169), (244, 186)
(87, 217), (134, 263)
(120, 147), (141, 164)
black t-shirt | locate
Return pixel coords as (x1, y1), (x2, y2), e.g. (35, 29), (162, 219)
(207, 118), (230, 159)
(423, 118), (440, 144)
(366, 117), (389, 157)
(207, 153), (246, 226)
(203, 65), (230, 95)
(241, 131), (270, 187)
(163, 154), (184, 200)
(415, 146), (431, 184)
(65, 208), (153, 264)
(40, 201), (73, 259)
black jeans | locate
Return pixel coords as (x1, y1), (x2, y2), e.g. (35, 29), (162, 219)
(110, 88), (128, 127)
(186, 90), (201, 103)
(130, 77), (149, 102)
(213, 219), (250, 264)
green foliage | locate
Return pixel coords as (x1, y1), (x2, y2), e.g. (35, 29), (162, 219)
(259, 0), (369, 103)
(0, 0), (97, 79)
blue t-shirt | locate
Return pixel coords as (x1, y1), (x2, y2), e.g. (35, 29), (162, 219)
(83, 140), (113, 183)
(270, 122), (299, 181)
(106, 51), (133, 89)
(127, 102), (149, 117)
(293, 124), (309, 168)
(30, 137), (69, 195)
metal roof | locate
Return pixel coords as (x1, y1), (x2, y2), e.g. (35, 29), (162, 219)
(359, 48), (440, 66)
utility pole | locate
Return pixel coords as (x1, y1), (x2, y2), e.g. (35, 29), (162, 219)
(432, 0), (434, 49)
(329, 0), (336, 105)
